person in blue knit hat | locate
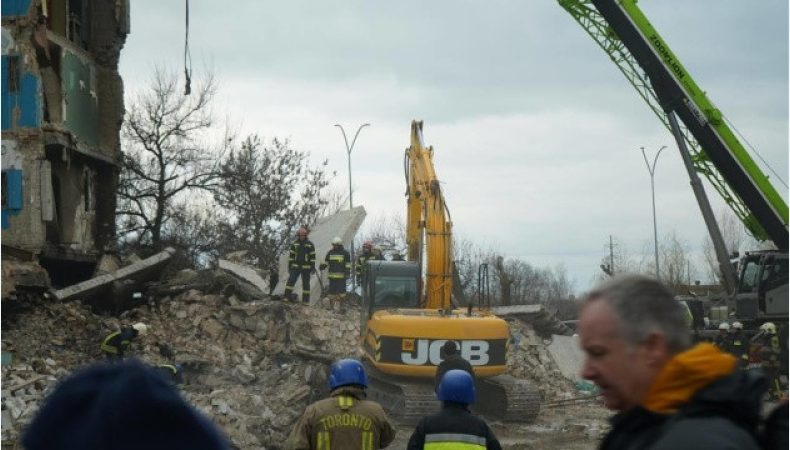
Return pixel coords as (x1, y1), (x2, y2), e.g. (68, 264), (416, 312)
(22, 360), (228, 450)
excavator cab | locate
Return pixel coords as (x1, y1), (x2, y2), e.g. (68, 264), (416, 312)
(362, 260), (420, 313)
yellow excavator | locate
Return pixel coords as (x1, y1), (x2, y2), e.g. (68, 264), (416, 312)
(359, 120), (540, 423)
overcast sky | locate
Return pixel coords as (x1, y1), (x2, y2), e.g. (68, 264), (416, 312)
(119, 1), (788, 293)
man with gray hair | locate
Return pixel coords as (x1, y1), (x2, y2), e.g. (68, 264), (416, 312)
(578, 274), (767, 450)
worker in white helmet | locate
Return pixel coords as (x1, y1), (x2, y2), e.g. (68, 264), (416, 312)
(714, 322), (730, 350)
(100, 322), (148, 361)
(726, 321), (748, 367)
(752, 322), (783, 398)
(319, 237), (351, 312)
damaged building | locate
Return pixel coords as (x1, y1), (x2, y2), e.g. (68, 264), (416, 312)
(1, 0), (129, 287)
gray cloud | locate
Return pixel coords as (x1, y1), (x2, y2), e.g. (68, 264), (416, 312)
(120, 0), (788, 292)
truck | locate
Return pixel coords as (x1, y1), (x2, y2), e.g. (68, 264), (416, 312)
(359, 120), (540, 423)
(559, 0), (789, 325)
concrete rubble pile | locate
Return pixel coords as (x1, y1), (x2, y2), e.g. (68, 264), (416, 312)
(506, 320), (578, 400)
(2, 265), (589, 449)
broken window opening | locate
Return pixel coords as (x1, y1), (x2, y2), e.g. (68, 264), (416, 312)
(1, 172), (7, 208)
(8, 56), (20, 93)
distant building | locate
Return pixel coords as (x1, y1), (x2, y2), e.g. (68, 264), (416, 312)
(2, 0), (129, 286)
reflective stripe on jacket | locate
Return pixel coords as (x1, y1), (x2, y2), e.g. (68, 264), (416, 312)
(289, 239), (317, 269)
(325, 247), (351, 279)
(407, 403), (501, 450)
(100, 328), (136, 354)
(424, 433), (486, 450)
(284, 386), (396, 450)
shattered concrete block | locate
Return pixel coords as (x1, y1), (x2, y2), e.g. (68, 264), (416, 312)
(229, 314), (245, 330)
(201, 318), (224, 340)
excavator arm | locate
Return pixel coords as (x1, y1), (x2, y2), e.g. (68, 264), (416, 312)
(405, 120), (453, 309)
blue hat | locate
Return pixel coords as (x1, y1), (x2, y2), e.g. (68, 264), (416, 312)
(328, 359), (368, 390)
(22, 360), (228, 450)
(437, 369), (476, 404)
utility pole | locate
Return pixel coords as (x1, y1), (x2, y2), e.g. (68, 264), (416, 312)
(641, 145), (666, 280)
(600, 235), (615, 277)
(334, 123), (370, 288)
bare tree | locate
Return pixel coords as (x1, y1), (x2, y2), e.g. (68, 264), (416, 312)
(212, 135), (332, 272)
(596, 236), (641, 282)
(117, 68), (229, 251)
(358, 213), (407, 257)
(659, 231), (697, 291)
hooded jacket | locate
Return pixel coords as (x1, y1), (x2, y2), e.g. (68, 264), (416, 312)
(601, 343), (767, 450)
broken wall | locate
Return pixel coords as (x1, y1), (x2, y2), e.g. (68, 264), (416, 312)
(1, 0), (127, 286)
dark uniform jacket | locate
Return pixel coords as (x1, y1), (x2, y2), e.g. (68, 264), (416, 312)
(355, 251), (375, 279)
(324, 246), (351, 280)
(289, 239), (317, 270)
(601, 343), (765, 450)
(434, 354), (475, 391)
(100, 328), (138, 356)
(407, 402), (501, 450)
(285, 386), (395, 450)
(727, 331), (749, 366)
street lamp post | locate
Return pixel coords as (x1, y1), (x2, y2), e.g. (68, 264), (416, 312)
(334, 123), (370, 209)
(334, 123), (370, 288)
(641, 145), (666, 280)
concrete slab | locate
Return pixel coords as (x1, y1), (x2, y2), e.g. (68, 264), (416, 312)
(218, 259), (269, 293)
(54, 247), (176, 301)
(273, 206), (366, 302)
(546, 334), (584, 382)
(491, 304), (574, 337)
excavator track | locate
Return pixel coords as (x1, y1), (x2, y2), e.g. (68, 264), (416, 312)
(365, 365), (439, 425)
(476, 374), (541, 422)
(365, 364), (540, 424)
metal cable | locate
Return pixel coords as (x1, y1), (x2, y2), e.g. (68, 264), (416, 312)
(184, 0), (192, 95)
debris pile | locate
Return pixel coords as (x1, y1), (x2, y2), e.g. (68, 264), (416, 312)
(507, 320), (578, 400)
(2, 266), (589, 449)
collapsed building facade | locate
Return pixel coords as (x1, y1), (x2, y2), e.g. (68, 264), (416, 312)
(1, 0), (129, 287)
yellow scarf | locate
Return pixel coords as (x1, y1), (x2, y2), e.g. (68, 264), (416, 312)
(642, 343), (736, 414)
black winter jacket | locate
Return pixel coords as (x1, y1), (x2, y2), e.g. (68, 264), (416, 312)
(434, 354), (475, 391)
(407, 403), (501, 450)
(602, 369), (767, 450)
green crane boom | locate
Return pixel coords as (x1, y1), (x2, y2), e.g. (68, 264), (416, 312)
(558, 0), (788, 250)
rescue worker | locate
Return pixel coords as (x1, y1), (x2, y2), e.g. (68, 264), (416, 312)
(434, 340), (475, 392)
(408, 370), (502, 450)
(713, 322), (730, 350)
(753, 322), (783, 399)
(729, 321), (749, 367)
(284, 227), (316, 304)
(319, 237), (352, 312)
(100, 322), (147, 360)
(284, 359), (396, 450)
(372, 246), (385, 261)
(355, 241), (375, 283)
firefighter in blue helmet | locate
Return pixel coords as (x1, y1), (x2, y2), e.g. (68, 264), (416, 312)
(408, 370), (502, 450)
(285, 359), (396, 450)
